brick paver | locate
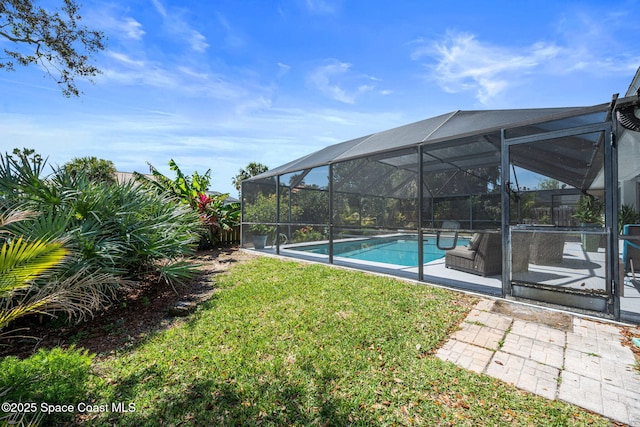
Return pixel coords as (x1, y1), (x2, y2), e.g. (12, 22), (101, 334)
(487, 351), (559, 400)
(435, 299), (640, 426)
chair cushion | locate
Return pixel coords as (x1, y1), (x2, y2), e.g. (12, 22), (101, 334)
(467, 233), (482, 250)
(447, 246), (477, 260)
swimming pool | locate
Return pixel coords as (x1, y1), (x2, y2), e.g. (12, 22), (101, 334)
(286, 235), (469, 267)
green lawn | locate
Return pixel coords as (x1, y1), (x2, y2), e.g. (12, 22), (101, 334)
(85, 257), (608, 426)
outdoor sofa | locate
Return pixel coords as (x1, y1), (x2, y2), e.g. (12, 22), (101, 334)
(445, 231), (502, 276)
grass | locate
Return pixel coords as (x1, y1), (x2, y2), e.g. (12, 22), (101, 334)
(81, 257), (608, 426)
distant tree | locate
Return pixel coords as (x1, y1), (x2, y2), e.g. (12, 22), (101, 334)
(63, 156), (116, 184)
(232, 162), (269, 193)
(538, 178), (561, 190)
(0, 0), (106, 97)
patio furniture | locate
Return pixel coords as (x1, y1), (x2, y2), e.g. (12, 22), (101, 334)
(445, 232), (502, 276)
(529, 232), (565, 265)
(510, 230), (531, 273)
(622, 224), (640, 279)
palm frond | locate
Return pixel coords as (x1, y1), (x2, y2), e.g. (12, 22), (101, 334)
(156, 259), (199, 293)
(0, 267), (127, 331)
(0, 210), (36, 237)
(0, 238), (67, 296)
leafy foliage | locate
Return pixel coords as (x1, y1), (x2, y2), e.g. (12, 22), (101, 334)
(619, 204), (640, 234)
(573, 194), (604, 225)
(0, 0), (106, 97)
(232, 162), (269, 193)
(292, 226), (325, 242)
(63, 156), (116, 184)
(135, 159), (240, 248)
(0, 208), (114, 335)
(0, 149), (202, 320)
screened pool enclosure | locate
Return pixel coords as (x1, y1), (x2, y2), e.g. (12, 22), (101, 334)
(242, 92), (640, 322)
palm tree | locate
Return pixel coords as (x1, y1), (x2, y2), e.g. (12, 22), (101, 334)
(232, 162), (269, 195)
(0, 210), (111, 336)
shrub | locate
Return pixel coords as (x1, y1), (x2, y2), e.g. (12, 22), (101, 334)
(0, 149), (203, 323)
(619, 204), (640, 233)
(292, 226), (325, 243)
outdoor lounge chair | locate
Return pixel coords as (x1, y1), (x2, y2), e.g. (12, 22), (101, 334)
(445, 232), (502, 276)
(622, 224), (640, 279)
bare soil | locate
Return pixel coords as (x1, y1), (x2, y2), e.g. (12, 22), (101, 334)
(491, 299), (574, 331)
(0, 247), (256, 360)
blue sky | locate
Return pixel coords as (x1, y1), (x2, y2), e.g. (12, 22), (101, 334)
(1, 0), (639, 197)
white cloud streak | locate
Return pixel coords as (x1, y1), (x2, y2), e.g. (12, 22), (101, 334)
(308, 60), (378, 104)
(151, 0), (209, 53)
(413, 32), (561, 104)
(414, 3), (640, 105)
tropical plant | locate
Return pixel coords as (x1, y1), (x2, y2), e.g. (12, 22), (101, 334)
(292, 226), (325, 243)
(0, 149), (202, 299)
(232, 162), (269, 194)
(135, 159), (240, 248)
(0, 209), (112, 335)
(618, 204), (640, 234)
(0, 148), (60, 207)
(573, 194), (604, 225)
(134, 159), (211, 208)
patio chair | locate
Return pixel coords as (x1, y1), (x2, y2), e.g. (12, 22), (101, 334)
(622, 224), (640, 279)
(445, 232), (502, 276)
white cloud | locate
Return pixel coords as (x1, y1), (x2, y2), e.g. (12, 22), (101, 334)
(99, 63), (182, 89)
(120, 17), (146, 40)
(308, 60), (378, 104)
(309, 61), (355, 103)
(86, 7), (145, 41)
(277, 62), (292, 77)
(216, 13), (245, 49)
(551, 7), (640, 75)
(150, 0), (209, 53)
(178, 66), (209, 80)
(151, 0), (167, 18)
(106, 51), (145, 68)
(188, 31), (209, 53)
(414, 3), (640, 105)
(413, 32), (562, 104)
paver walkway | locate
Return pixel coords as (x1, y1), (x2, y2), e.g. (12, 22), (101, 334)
(436, 299), (640, 426)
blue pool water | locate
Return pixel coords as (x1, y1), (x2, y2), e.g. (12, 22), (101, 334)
(288, 236), (468, 267)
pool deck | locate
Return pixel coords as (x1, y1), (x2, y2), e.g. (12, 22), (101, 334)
(276, 240), (640, 322)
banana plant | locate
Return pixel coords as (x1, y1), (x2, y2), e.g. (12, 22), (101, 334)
(134, 159), (212, 209)
(135, 159), (240, 248)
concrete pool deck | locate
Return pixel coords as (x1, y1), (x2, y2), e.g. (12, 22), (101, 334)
(277, 239), (640, 322)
